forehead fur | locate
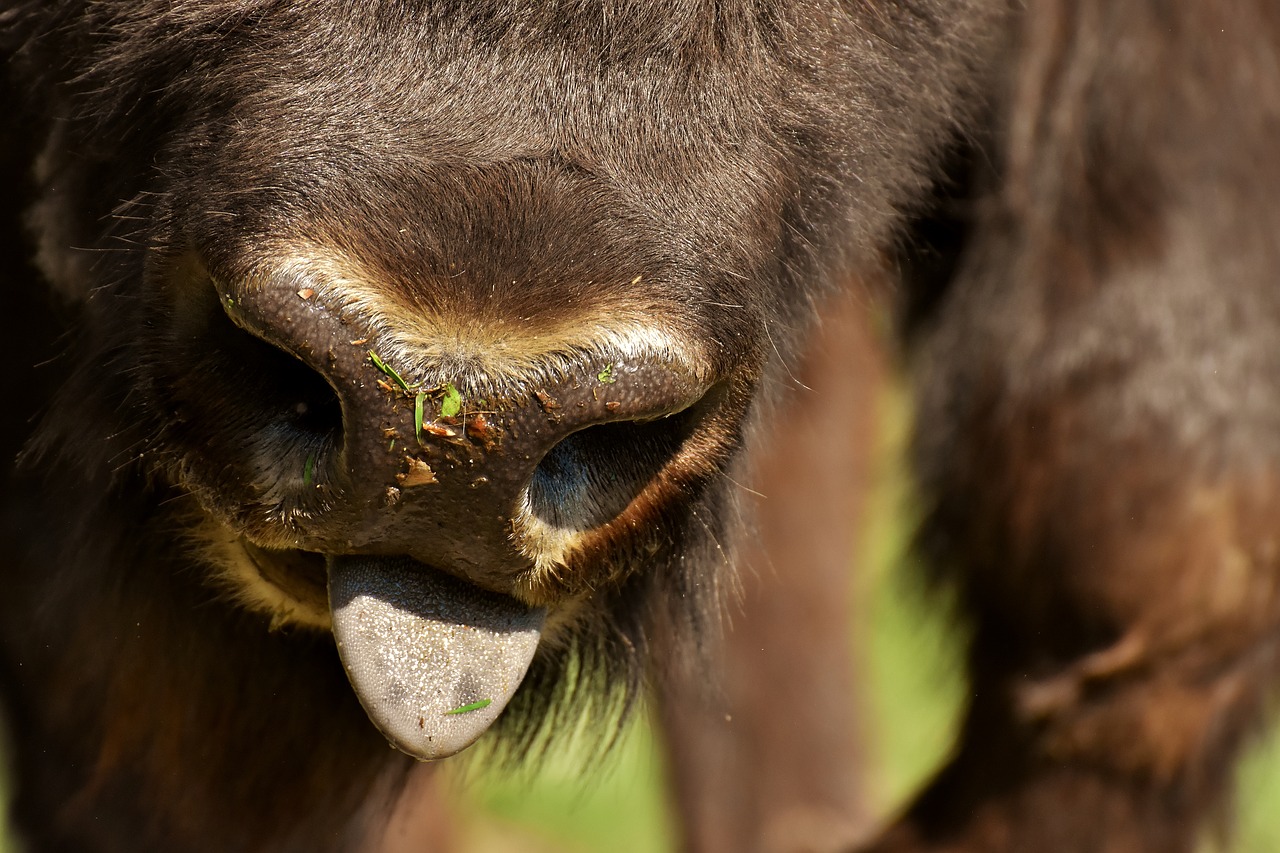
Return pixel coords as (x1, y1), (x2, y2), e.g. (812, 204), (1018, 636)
(12, 0), (1007, 279)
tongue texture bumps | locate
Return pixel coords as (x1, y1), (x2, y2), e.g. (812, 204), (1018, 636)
(328, 555), (545, 760)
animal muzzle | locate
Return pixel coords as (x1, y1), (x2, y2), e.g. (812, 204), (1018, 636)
(200, 258), (730, 759)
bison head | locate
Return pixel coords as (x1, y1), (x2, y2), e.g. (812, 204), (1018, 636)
(11, 1), (997, 761)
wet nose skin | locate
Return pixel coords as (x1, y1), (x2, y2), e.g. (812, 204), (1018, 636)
(339, 347), (708, 591)
(224, 264), (710, 596)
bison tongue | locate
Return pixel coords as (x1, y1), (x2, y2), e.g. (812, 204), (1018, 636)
(328, 555), (545, 761)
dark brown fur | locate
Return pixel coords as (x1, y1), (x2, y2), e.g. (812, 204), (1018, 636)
(3, 1), (1278, 852)
(0, 2), (998, 850)
(877, 2), (1280, 851)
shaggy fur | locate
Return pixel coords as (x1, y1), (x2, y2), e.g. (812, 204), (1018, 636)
(0, 2), (1002, 851)
(4, 1), (1276, 852)
(876, 3), (1280, 851)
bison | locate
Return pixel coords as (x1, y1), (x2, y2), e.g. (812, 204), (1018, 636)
(3, 1), (1278, 851)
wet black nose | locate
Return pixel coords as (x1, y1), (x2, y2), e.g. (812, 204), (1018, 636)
(221, 269), (714, 592)
(337, 347), (712, 589)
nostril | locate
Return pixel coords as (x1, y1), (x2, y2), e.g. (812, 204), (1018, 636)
(279, 356), (344, 440)
(526, 403), (704, 531)
(213, 302), (344, 438)
(212, 314), (347, 501)
(161, 261), (346, 501)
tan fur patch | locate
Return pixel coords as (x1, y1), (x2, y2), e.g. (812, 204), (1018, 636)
(248, 246), (709, 392)
(190, 516), (332, 631)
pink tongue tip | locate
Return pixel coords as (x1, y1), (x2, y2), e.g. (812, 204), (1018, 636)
(328, 556), (545, 760)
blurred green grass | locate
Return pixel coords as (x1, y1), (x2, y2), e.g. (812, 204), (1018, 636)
(442, 718), (676, 853)
(4, 384), (1280, 851)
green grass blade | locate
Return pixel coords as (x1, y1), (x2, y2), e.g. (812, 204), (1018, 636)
(444, 698), (492, 715)
(368, 350), (410, 391)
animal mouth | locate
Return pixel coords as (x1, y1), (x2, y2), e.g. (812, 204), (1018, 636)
(240, 541), (329, 616)
(240, 541), (544, 760)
